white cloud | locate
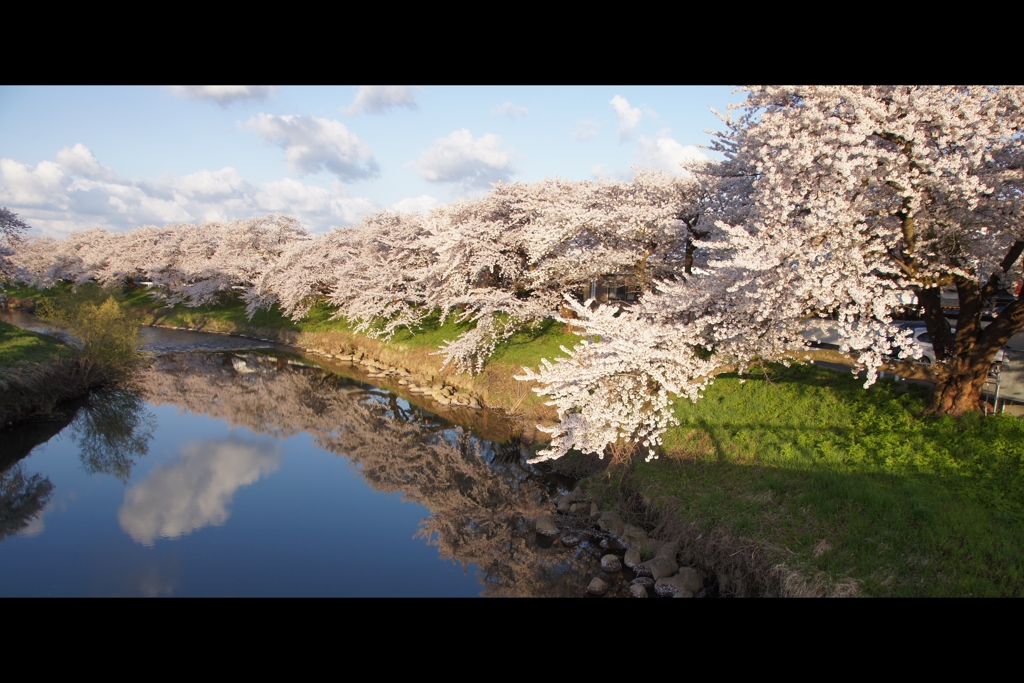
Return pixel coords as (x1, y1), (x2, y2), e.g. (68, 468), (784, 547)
(590, 164), (607, 179)
(0, 145), (380, 237)
(168, 86), (275, 105)
(55, 143), (116, 180)
(491, 101), (528, 119)
(246, 113), (379, 180)
(0, 158), (67, 206)
(409, 129), (515, 189)
(636, 129), (708, 175)
(573, 118), (600, 142)
(118, 438), (283, 546)
(390, 195), (439, 214)
(340, 86), (419, 115)
(610, 95), (642, 140)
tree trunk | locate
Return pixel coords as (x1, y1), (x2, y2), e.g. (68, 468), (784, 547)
(932, 274), (1024, 414)
(929, 357), (992, 416)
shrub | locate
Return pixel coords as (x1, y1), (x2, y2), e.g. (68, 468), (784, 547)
(72, 297), (143, 380)
(37, 285), (143, 382)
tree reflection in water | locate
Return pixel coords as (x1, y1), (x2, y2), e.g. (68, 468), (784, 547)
(0, 388), (155, 544)
(0, 463), (54, 543)
(70, 389), (156, 483)
(140, 352), (597, 597)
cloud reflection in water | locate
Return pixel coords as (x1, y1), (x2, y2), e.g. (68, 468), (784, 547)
(118, 437), (282, 546)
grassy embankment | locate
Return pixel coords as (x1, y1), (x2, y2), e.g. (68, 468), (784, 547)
(2, 286), (143, 426)
(0, 319), (85, 425)
(577, 362), (1024, 597)
(5, 284), (579, 422)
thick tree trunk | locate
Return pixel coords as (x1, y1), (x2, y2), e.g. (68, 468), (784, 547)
(929, 358), (992, 415)
(911, 243), (1024, 414)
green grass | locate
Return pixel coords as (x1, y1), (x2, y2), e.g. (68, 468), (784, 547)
(116, 288), (580, 372)
(123, 288), (314, 332)
(375, 309), (478, 351)
(11, 284), (581, 359)
(488, 318), (581, 370)
(616, 363), (1024, 596)
(8, 285), (579, 418)
(0, 320), (75, 367)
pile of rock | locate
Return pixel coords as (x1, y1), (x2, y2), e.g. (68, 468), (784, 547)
(405, 382), (481, 409)
(536, 488), (712, 598)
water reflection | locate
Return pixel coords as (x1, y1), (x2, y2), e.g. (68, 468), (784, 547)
(71, 390), (156, 482)
(140, 352), (597, 597)
(119, 437), (282, 546)
(0, 387), (154, 545)
(0, 463), (54, 543)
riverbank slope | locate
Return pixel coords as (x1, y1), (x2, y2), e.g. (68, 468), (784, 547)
(0, 320), (88, 426)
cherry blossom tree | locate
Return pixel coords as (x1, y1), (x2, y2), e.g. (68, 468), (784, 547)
(250, 172), (708, 373)
(9, 215), (311, 306)
(1, 207), (31, 284)
(520, 86), (1024, 463)
(707, 86), (1024, 414)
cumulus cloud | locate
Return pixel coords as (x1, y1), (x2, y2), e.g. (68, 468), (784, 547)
(491, 101), (528, 119)
(391, 195), (440, 214)
(0, 158), (66, 206)
(590, 164), (607, 179)
(573, 118), (600, 142)
(118, 437), (283, 546)
(409, 129), (515, 190)
(246, 113), (379, 181)
(55, 143), (117, 180)
(168, 86), (275, 105)
(340, 86), (419, 115)
(636, 129), (708, 175)
(0, 145), (380, 237)
(610, 95), (642, 140)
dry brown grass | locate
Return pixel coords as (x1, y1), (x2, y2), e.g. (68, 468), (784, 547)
(664, 429), (716, 463)
(604, 440), (642, 468)
(0, 358), (106, 426)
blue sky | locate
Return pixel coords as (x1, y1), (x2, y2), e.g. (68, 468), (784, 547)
(0, 86), (743, 237)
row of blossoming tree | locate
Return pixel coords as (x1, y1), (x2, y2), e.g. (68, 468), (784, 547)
(9, 86), (1024, 463)
(10, 169), (710, 374)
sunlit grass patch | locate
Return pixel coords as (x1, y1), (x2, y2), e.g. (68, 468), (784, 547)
(488, 318), (579, 370)
(0, 321), (74, 367)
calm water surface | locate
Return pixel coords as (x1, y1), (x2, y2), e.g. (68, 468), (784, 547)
(1, 323), (595, 596)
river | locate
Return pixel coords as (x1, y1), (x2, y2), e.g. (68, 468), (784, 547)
(0, 316), (599, 596)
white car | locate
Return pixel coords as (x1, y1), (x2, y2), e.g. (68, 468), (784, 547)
(898, 323), (1006, 365)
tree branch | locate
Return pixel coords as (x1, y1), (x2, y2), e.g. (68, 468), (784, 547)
(980, 238), (1024, 300)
